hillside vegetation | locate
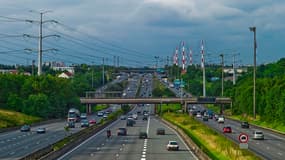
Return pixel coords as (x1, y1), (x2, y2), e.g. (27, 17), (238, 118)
(0, 109), (41, 128)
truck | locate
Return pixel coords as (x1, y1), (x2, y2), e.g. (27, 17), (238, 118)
(67, 108), (80, 122)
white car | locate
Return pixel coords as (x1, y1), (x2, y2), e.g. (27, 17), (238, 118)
(132, 114), (138, 120)
(196, 113), (202, 118)
(166, 141), (179, 151)
(218, 117), (225, 123)
(253, 130), (264, 140)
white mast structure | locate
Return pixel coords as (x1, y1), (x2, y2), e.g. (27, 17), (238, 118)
(201, 40), (206, 97)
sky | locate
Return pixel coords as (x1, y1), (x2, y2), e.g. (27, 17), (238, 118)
(0, 0), (284, 67)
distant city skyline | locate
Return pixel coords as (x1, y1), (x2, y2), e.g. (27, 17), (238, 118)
(0, 0), (284, 67)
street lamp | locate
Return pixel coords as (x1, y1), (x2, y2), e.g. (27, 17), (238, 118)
(220, 54), (224, 97)
(249, 26), (257, 119)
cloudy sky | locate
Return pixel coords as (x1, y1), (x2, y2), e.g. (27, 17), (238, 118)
(0, 0), (284, 67)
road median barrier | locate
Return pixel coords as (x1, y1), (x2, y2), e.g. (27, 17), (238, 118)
(159, 116), (211, 160)
(19, 118), (117, 160)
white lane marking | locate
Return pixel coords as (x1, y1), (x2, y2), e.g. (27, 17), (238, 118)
(164, 120), (199, 160)
(142, 151), (146, 154)
(57, 119), (120, 160)
(141, 158), (146, 160)
(142, 154), (146, 158)
(146, 116), (150, 134)
(143, 148), (147, 152)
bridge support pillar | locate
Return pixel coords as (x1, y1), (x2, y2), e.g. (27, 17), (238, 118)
(86, 104), (92, 114)
(184, 102), (187, 113)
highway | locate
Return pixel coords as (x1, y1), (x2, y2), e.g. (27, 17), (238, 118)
(196, 116), (285, 160)
(58, 107), (198, 160)
(58, 73), (198, 160)
(161, 77), (285, 159)
(0, 116), (101, 160)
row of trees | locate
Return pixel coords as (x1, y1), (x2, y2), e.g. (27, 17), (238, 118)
(0, 64), (114, 118)
(0, 74), (79, 118)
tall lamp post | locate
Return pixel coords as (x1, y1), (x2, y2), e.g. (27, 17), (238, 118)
(220, 54), (224, 97)
(249, 26), (257, 119)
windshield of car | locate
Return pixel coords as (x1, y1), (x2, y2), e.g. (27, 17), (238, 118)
(170, 141), (177, 145)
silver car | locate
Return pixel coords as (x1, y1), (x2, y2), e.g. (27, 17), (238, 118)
(253, 130), (264, 140)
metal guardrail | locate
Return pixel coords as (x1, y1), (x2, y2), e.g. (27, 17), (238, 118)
(19, 119), (116, 160)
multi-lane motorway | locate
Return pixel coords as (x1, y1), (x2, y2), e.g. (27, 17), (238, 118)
(58, 107), (197, 160)
(196, 115), (285, 160)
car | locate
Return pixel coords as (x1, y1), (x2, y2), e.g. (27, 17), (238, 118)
(89, 119), (96, 124)
(167, 141), (179, 151)
(97, 112), (104, 117)
(37, 127), (46, 134)
(117, 128), (127, 136)
(126, 119), (135, 126)
(142, 115), (148, 120)
(223, 126), (232, 133)
(253, 130), (264, 140)
(80, 113), (87, 119)
(81, 119), (90, 127)
(196, 113), (202, 118)
(217, 117), (225, 123)
(20, 125), (31, 132)
(156, 128), (165, 135)
(67, 121), (75, 128)
(120, 115), (127, 120)
(139, 132), (148, 139)
(241, 121), (249, 128)
(132, 114), (138, 120)
(202, 116), (208, 121)
(103, 114), (108, 118)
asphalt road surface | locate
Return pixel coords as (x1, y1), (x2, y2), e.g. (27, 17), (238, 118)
(58, 106), (198, 160)
(196, 116), (285, 160)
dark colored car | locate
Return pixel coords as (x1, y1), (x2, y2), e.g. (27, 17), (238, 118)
(156, 128), (165, 135)
(37, 127), (46, 134)
(67, 121), (75, 128)
(20, 125), (31, 132)
(139, 132), (148, 139)
(142, 115), (148, 120)
(202, 116), (208, 121)
(223, 126), (232, 133)
(241, 121), (249, 128)
(126, 119), (135, 126)
(117, 128), (127, 136)
(81, 119), (90, 127)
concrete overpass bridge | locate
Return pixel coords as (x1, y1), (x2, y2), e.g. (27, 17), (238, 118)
(81, 97), (232, 113)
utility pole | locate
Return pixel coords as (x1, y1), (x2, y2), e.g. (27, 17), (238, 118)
(92, 62), (94, 88)
(38, 12), (43, 76)
(32, 60), (35, 76)
(249, 26), (257, 119)
(220, 54), (224, 97)
(232, 54), (237, 85)
(26, 11), (58, 76)
(102, 57), (105, 86)
(154, 56), (159, 69)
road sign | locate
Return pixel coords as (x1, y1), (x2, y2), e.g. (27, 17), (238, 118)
(238, 133), (249, 143)
(239, 143), (248, 149)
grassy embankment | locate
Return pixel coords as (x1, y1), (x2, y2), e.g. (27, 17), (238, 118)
(0, 109), (41, 128)
(207, 105), (285, 133)
(161, 105), (261, 160)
